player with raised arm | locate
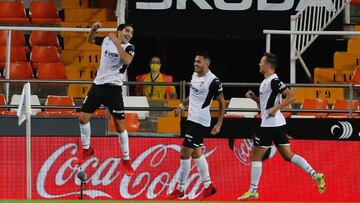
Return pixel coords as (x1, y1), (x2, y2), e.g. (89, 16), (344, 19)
(77, 22), (135, 176)
(237, 52), (325, 200)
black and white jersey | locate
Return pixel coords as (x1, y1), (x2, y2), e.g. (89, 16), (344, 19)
(93, 36), (135, 86)
(188, 70), (223, 127)
(259, 73), (287, 127)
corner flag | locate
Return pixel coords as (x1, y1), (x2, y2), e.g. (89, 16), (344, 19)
(17, 82), (31, 126)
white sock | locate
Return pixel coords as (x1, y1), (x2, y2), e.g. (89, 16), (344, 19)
(177, 159), (191, 192)
(291, 154), (317, 179)
(249, 161), (262, 193)
(118, 130), (130, 160)
(194, 155), (211, 189)
(80, 122), (91, 149)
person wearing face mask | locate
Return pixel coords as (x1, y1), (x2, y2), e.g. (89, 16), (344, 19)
(135, 56), (177, 100)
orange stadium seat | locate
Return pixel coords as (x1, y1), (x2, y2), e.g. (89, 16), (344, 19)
(31, 46), (60, 69)
(29, 31), (60, 47)
(328, 100), (360, 118)
(351, 67), (360, 84)
(29, 1), (61, 25)
(37, 95), (75, 116)
(8, 62), (33, 79)
(0, 46), (27, 70)
(297, 98), (329, 118)
(108, 113), (140, 132)
(0, 94), (7, 111)
(0, 31), (28, 50)
(37, 62), (67, 80)
(0, 1), (29, 24)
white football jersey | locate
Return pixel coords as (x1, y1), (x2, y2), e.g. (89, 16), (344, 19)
(93, 37), (135, 86)
(259, 73), (287, 127)
(187, 70), (223, 127)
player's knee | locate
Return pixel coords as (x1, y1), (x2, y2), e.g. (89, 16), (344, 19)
(79, 113), (90, 124)
(282, 155), (292, 162)
(180, 151), (191, 159)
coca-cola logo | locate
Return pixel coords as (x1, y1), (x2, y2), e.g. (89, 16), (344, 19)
(36, 143), (216, 200)
(232, 139), (277, 165)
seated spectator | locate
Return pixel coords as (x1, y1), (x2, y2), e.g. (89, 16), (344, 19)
(135, 56), (177, 100)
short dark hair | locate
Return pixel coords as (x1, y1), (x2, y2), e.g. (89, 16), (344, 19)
(117, 23), (134, 31)
(263, 52), (278, 69)
(195, 51), (211, 61)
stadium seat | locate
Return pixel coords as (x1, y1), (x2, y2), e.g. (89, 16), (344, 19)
(8, 62), (33, 79)
(225, 97), (258, 118)
(0, 1), (29, 24)
(0, 31), (28, 50)
(108, 113), (140, 132)
(294, 98), (328, 118)
(0, 94), (7, 112)
(0, 46), (27, 70)
(351, 67), (360, 84)
(29, 31), (60, 48)
(9, 94), (41, 115)
(29, 1), (61, 25)
(31, 46), (60, 70)
(123, 96), (150, 120)
(37, 95), (75, 116)
(328, 100), (360, 118)
(37, 62), (67, 80)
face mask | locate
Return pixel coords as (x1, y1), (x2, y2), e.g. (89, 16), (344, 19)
(150, 64), (161, 72)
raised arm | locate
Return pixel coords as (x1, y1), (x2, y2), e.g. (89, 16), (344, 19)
(88, 22), (102, 44)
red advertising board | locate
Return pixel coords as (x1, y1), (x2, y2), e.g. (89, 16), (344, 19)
(0, 136), (359, 201)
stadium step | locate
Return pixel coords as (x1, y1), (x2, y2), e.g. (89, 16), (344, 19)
(333, 51), (360, 70)
(65, 64), (97, 80)
(62, 0), (90, 9)
(63, 37), (100, 51)
(347, 37), (360, 53)
(157, 116), (180, 133)
(61, 50), (100, 65)
(314, 67), (354, 84)
(60, 21), (116, 37)
(294, 87), (344, 104)
(64, 8), (116, 22)
(68, 84), (92, 98)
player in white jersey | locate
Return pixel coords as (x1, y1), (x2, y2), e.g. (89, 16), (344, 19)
(77, 22), (135, 176)
(166, 52), (225, 200)
(237, 53), (325, 200)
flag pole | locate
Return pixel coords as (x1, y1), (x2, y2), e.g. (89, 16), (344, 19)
(25, 83), (32, 200)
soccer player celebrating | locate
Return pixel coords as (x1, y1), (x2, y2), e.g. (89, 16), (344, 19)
(166, 52), (225, 200)
(237, 52), (325, 200)
(77, 22), (135, 176)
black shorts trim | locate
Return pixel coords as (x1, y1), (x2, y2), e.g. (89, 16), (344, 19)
(253, 125), (289, 147)
(182, 120), (210, 149)
(81, 84), (125, 119)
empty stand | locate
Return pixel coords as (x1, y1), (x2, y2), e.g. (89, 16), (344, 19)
(64, 8), (115, 22)
(333, 52), (360, 70)
(8, 62), (33, 79)
(63, 37), (100, 51)
(108, 113), (140, 132)
(294, 87), (344, 104)
(157, 116), (180, 133)
(225, 97), (258, 118)
(29, 1), (61, 25)
(0, 31), (28, 49)
(29, 31), (60, 47)
(0, 46), (27, 70)
(37, 62), (67, 80)
(328, 100), (360, 118)
(294, 98), (329, 118)
(0, 1), (29, 24)
(0, 94), (7, 111)
(9, 94), (41, 115)
(351, 67), (360, 84)
(31, 46), (60, 69)
(123, 96), (150, 120)
(314, 67), (354, 84)
(37, 95), (75, 116)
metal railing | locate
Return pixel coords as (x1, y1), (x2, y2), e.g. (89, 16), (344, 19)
(290, 0), (350, 82)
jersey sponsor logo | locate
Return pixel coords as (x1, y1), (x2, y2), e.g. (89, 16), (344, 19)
(135, 0), (335, 11)
(104, 50), (119, 58)
(330, 121), (353, 139)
